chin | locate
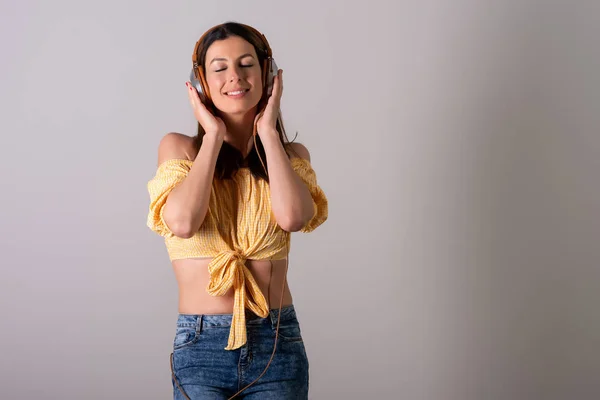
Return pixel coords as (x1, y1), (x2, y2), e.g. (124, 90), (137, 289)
(215, 96), (261, 115)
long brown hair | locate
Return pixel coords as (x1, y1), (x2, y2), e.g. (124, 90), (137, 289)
(192, 22), (298, 181)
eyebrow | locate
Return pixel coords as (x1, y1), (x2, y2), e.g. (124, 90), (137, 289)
(209, 53), (255, 65)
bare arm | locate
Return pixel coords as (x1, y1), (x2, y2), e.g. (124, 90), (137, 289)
(159, 132), (223, 238)
(159, 81), (228, 238)
(262, 136), (316, 232)
(253, 70), (315, 231)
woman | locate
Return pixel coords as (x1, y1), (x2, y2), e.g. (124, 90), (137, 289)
(146, 22), (328, 399)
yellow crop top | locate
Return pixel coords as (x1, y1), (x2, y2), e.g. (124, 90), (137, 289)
(146, 156), (328, 350)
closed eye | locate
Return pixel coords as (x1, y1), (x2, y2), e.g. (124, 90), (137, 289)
(214, 64), (254, 73)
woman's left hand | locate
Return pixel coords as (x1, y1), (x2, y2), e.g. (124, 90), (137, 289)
(254, 69), (283, 139)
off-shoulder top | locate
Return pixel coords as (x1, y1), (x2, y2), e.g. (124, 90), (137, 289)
(146, 156), (328, 350)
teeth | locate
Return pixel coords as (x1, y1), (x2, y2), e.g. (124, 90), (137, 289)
(227, 90), (246, 95)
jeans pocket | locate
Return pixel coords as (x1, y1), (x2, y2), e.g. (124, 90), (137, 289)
(173, 325), (199, 350)
(273, 321), (304, 343)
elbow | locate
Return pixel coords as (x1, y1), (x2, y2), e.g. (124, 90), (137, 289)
(279, 219), (305, 232)
(278, 209), (314, 232)
(161, 203), (205, 238)
(165, 218), (200, 239)
(280, 219), (305, 233)
(173, 229), (196, 239)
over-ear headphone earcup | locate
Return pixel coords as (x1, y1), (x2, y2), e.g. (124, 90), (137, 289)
(266, 58), (279, 97)
(189, 68), (206, 103)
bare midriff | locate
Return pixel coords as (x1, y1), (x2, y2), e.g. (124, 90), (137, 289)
(172, 257), (293, 315)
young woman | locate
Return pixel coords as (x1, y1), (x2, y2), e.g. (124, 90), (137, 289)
(146, 22), (328, 399)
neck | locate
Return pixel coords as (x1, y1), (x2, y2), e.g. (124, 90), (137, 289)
(218, 108), (257, 157)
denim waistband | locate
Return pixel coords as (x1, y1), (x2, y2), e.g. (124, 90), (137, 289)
(176, 305), (297, 328)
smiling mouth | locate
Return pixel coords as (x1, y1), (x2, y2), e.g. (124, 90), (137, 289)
(225, 89), (249, 96)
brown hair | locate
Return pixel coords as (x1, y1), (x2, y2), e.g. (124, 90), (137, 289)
(192, 21), (298, 181)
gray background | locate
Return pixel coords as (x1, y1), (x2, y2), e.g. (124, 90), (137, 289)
(1, 0), (599, 399)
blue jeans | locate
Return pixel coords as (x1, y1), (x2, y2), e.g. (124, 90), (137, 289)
(170, 305), (309, 399)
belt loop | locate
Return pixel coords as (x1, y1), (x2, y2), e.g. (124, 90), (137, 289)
(269, 309), (277, 329)
(196, 315), (203, 335)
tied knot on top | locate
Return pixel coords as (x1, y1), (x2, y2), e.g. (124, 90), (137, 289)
(206, 249), (270, 350)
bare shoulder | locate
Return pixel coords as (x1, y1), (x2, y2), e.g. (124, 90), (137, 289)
(157, 132), (197, 166)
(286, 142), (311, 162)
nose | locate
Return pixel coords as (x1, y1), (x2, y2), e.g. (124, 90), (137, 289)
(229, 65), (245, 82)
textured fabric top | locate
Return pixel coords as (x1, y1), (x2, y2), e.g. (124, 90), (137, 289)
(146, 156), (328, 350)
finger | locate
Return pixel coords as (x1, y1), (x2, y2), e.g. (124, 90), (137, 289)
(186, 82), (213, 121)
(277, 69), (283, 95)
(186, 82), (202, 105)
(273, 70), (283, 102)
(186, 82), (198, 106)
(272, 78), (283, 108)
(195, 99), (214, 123)
(186, 82), (207, 112)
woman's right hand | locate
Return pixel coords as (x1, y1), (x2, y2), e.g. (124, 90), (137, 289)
(186, 82), (226, 140)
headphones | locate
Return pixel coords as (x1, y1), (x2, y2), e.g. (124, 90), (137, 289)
(189, 23), (279, 105)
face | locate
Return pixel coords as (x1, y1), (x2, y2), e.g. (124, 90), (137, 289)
(204, 35), (263, 115)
